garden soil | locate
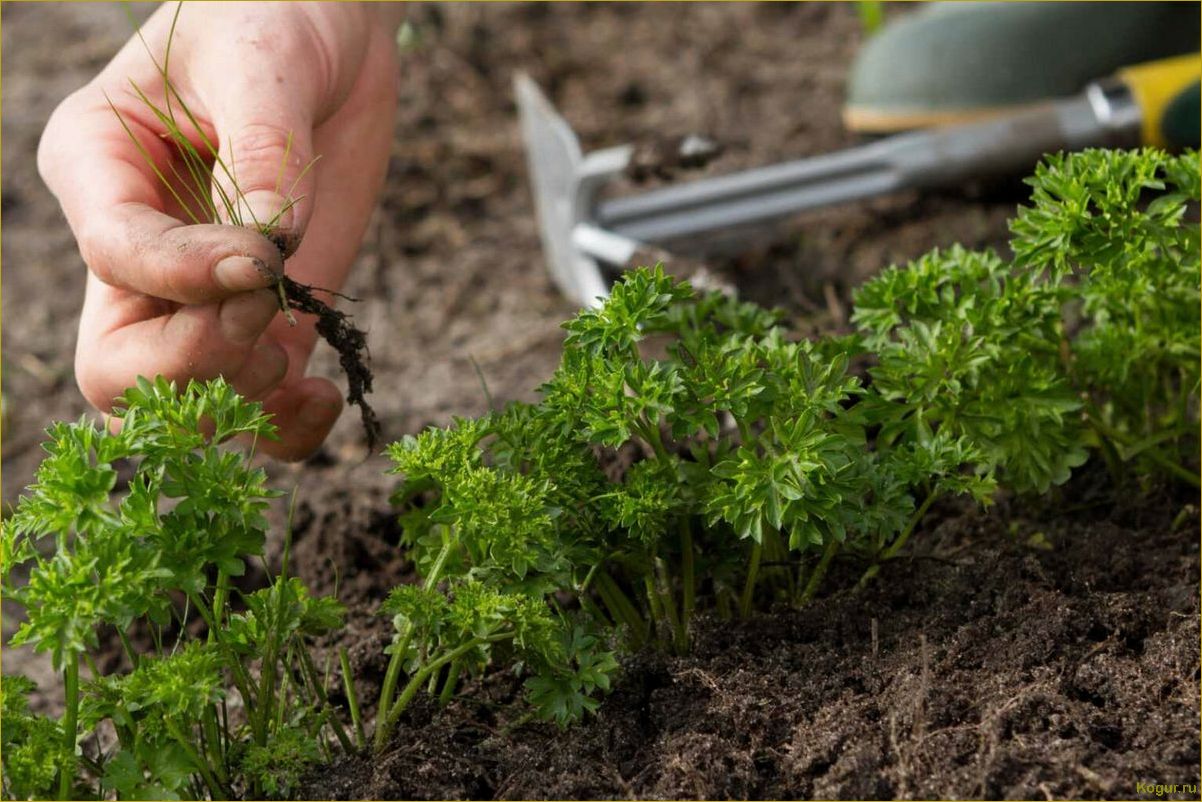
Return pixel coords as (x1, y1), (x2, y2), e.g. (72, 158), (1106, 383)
(300, 466), (1200, 801)
(2, 3), (1197, 800)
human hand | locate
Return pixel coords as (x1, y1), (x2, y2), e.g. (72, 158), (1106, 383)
(38, 2), (401, 459)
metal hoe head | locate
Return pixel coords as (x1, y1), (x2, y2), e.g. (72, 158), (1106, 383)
(514, 73), (637, 308)
(516, 68), (1136, 307)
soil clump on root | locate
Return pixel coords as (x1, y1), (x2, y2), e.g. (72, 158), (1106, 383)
(279, 275), (381, 450)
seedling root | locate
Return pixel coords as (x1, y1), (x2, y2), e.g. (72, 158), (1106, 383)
(276, 274), (381, 450)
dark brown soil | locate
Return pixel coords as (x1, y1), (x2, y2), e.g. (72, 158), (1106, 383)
(3, 3), (1198, 800)
(292, 467), (1201, 801)
(280, 276), (381, 449)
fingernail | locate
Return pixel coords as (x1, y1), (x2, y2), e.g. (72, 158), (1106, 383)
(215, 255), (276, 292)
(243, 190), (294, 234)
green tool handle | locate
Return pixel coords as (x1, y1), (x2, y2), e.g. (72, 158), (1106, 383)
(1118, 53), (1199, 148)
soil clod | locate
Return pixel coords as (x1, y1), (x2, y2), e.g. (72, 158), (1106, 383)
(279, 275), (382, 450)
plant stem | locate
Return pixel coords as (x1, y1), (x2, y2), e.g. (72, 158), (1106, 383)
(211, 571), (229, 636)
(340, 648), (366, 750)
(679, 519), (695, 638)
(715, 586), (733, 620)
(1086, 411), (1200, 488)
(739, 541), (762, 618)
(374, 536), (455, 752)
(384, 635), (511, 735)
(165, 718), (227, 801)
(1137, 446), (1201, 486)
(202, 706), (228, 784)
(642, 574), (667, 648)
(578, 591), (613, 629)
(426, 666), (441, 695)
(638, 419), (672, 464)
(594, 569), (649, 645)
(798, 540), (840, 605)
(299, 647), (354, 754)
(654, 558), (686, 654)
(762, 527), (793, 599)
(881, 491), (939, 561)
(117, 629), (140, 667)
(57, 656), (79, 801)
(438, 659), (462, 706)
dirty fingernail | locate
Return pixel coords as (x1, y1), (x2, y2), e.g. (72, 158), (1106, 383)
(215, 255), (276, 292)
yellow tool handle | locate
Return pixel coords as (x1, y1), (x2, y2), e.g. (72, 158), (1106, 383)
(1117, 52), (1200, 147)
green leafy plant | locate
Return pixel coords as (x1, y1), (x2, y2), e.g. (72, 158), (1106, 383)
(2, 377), (352, 800)
(1010, 148), (1200, 484)
(372, 414), (619, 750)
(380, 148), (1198, 740)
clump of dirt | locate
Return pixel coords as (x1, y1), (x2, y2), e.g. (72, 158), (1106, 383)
(295, 466), (1200, 801)
(280, 275), (381, 450)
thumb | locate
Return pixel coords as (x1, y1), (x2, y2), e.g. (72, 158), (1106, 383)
(211, 107), (318, 259)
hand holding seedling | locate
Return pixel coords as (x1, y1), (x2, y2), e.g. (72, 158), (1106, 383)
(38, 2), (402, 459)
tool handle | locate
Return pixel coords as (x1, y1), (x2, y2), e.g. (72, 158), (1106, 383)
(1117, 53), (1200, 147)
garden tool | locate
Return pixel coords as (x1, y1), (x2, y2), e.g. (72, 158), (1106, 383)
(843, 2), (1199, 133)
(516, 53), (1199, 307)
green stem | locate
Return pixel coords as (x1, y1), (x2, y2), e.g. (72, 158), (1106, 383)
(639, 419), (671, 464)
(299, 647), (354, 754)
(384, 635), (511, 735)
(881, 491), (939, 561)
(202, 706), (228, 784)
(578, 591), (612, 629)
(1087, 411), (1200, 488)
(185, 589), (259, 736)
(374, 536), (455, 752)
(340, 648), (366, 750)
(426, 666), (441, 695)
(165, 718), (227, 801)
(642, 574), (667, 647)
(258, 630), (280, 746)
(57, 656), (79, 801)
(1144, 447), (1201, 487)
(117, 629), (140, 667)
(798, 540), (840, 605)
(211, 571), (229, 637)
(739, 541), (762, 618)
(438, 659), (462, 706)
(594, 570), (649, 645)
(715, 586), (733, 620)
(679, 519), (695, 637)
(762, 527), (794, 599)
(654, 558), (686, 654)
